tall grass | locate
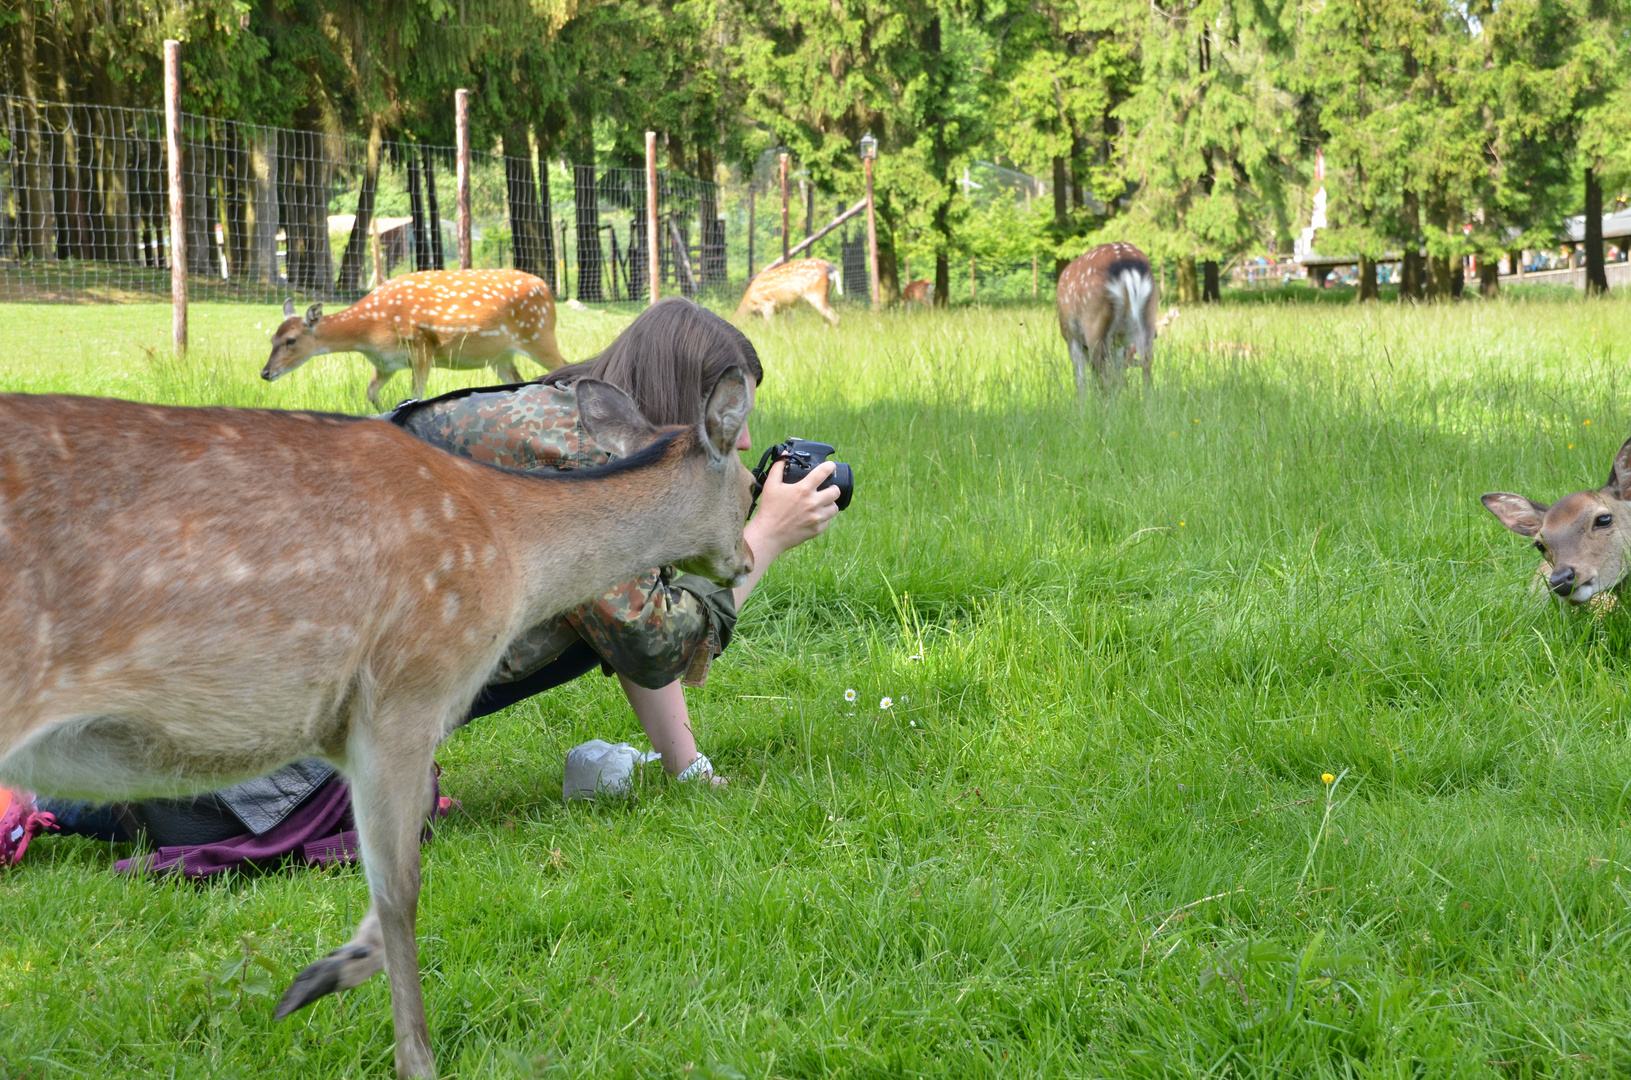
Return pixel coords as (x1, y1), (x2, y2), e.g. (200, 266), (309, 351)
(3, 293), (1631, 1077)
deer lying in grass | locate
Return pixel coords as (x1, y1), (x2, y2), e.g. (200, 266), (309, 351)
(1056, 242), (1165, 395)
(0, 375), (755, 1079)
(262, 269), (568, 404)
(1483, 435), (1631, 605)
(734, 258), (842, 326)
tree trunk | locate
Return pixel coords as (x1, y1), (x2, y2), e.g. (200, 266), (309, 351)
(573, 163), (602, 302)
(1176, 256), (1198, 304)
(184, 119), (216, 276)
(877, 211), (900, 305)
(220, 122), (249, 281)
(283, 127), (334, 292)
(408, 149), (431, 271)
(503, 122), (543, 277)
(1202, 259), (1220, 302)
(337, 119), (382, 293)
(1052, 155), (1069, 278)
(537, 143), (556, 292)
(1585, 167), (1609, 296)
(1356, 254), (1378, 302)
(250, 132), (279, 284)
(934, 251), (949, 308)
(1400, 191), (1424, 301)
(1508, 249), (1523, 280)
(1451, 258), (1464, 298)
(16, 1), (55, 259)
(696, 144), (725, 287)
(1478, 258), (1500, 298)
(423, 146), (445, 269)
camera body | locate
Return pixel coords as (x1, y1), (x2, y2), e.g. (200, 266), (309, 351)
(752, 438), (854, 512)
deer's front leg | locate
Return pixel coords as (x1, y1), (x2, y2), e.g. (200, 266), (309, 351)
(275, 908), (386, 1018)
(343, 719), (441, 1078)
(366, 367), (394, 406)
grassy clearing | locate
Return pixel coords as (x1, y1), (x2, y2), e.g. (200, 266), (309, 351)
(4, 293), (1631, 1078)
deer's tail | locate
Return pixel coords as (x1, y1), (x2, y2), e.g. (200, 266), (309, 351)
(1110, 266), (1155, 355)
(827, 262), (843, 297)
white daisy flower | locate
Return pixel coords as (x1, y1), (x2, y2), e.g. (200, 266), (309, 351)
(880, 696), (893, 710)
(844, 688), (856, 702)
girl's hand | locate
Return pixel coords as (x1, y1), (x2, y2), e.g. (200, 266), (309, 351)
(744, 458), (841, 565)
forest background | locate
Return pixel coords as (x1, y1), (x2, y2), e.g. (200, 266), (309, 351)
(2, 0), (1629, 305)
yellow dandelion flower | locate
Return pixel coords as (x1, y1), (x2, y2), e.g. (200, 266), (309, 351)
(1585, 420), (1592, 425)
(1322, 772), (1335, 784)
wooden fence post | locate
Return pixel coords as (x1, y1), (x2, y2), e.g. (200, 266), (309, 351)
(646, 131), (659, 305)
(164, 39), (186, 357)
(454, 88), (471, 270)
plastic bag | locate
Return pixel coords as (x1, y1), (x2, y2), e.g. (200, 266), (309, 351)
(563, 740), (661, 801)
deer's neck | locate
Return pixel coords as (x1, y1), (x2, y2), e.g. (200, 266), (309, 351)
(488, 436), (702, 629)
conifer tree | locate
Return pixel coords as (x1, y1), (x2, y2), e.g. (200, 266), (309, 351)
(1116, 0), (1298, 302)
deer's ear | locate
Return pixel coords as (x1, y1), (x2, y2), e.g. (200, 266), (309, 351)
(576, 379), (660, 458)
(1605, 436), (1631, 499)
(282, 297), (296, 318)
(702, 366), (750, 460)
(1482, 493), (1549, 537)
(302, 303), (323, 329)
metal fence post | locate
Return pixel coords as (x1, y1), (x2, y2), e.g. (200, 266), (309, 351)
(455, 89), (471, 270)
(164, 40), (186, 356)
(646, 131), (659, 305)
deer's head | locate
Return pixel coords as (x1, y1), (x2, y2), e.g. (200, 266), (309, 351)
(1483, 436), (1631, 604)
(262, 300), (326, 382)
(575, 368), (757, 588)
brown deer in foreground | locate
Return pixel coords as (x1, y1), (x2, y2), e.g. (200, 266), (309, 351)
(1483, 435), (1631, 605)
(262, 268), (569, 404)
(0, 376), (755, 1079)
(735, 258), (842, 326)
(1056, 242), (1165, 395)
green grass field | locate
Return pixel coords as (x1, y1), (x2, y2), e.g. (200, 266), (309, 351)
(5, 292), (1631, 1078)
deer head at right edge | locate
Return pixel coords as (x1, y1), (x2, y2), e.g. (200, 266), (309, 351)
(1483, 435), (1631, 604)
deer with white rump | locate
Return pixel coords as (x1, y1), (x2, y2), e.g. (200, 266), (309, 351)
(1056, 242), (1176, 395)
(0, 373), (756, 1079)
(735, 258), (842, 326)
(1483, 435), (1631, 605)
(263, 268), (568, 404)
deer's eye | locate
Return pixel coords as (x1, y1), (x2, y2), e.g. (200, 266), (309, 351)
(1596, 514), (1614, 528)
(1534, 540), (1546, 552)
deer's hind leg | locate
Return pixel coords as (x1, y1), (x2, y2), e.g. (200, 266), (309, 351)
(806, 291), (841, 327)
(1067, 338), (1090, 400)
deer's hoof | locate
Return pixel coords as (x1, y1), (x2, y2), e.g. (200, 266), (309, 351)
(273, 943), (378, 1019)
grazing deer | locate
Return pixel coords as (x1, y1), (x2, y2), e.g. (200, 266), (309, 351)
(262, 269), (568, 404)
(1483, 436), (1631, 605)
(735, 258), (842, 326)
(0, 375), (755, 1079)
(902, 278), (933, 308)
(1056, 242), (1163, 395)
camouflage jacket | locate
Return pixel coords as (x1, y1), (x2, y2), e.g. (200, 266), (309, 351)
(392, 381), (736, 688)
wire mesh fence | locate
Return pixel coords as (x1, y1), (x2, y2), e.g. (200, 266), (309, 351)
(2, 94), (1057, 312)
(0, 95), (731, 308)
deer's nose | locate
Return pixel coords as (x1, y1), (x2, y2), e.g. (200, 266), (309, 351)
(1548, 565), (1577, 596)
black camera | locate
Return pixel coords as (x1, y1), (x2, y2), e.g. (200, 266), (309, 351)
(751, 438), (854, 513)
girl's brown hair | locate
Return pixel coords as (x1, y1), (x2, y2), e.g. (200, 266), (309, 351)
(542, 297), (764, 427)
